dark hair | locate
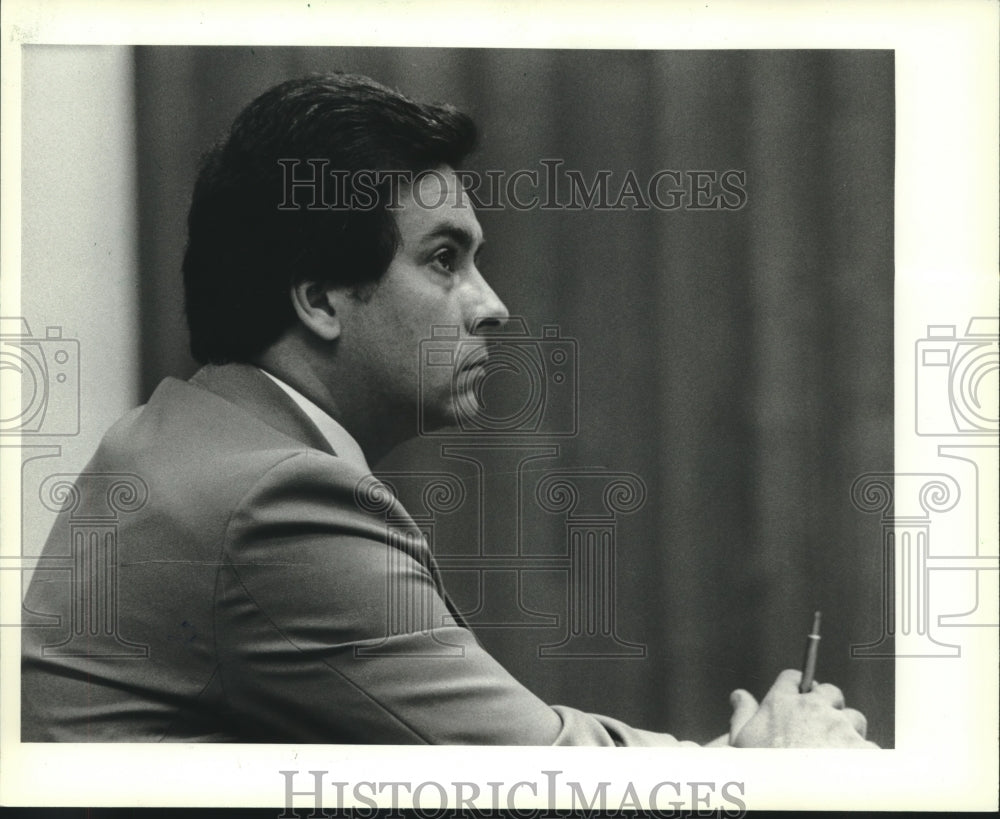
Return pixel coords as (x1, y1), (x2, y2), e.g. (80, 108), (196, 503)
(182, 72), (477, 364)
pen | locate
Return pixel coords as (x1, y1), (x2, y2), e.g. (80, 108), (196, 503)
(799, 610), (822, 693)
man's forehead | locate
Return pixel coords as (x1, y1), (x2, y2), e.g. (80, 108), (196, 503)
(396, 169), (483, 243)
(405, 167), (469, 207)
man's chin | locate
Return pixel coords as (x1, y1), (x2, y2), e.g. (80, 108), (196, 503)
(420, 393), (481, 435)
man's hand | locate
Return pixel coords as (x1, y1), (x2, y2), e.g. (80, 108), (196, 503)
(724, 669), (878, 748)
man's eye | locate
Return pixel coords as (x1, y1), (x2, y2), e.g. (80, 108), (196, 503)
(433, 249), (456, 272)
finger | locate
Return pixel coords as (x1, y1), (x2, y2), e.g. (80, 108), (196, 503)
(728, 689), (759, 740)
(842, 708), (868, 738)
(811, 682), (846, 709)
(774, 668), (803, 691)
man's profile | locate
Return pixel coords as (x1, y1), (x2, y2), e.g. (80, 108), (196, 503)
(21, 72), (875, 747)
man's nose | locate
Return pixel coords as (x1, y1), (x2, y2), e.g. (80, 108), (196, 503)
(468, 273), (510, 334)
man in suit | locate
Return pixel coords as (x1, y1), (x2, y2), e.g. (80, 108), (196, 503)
(22, 73), (874, 747)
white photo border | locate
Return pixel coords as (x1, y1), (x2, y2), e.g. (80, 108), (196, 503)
(1, 0), (997, 812)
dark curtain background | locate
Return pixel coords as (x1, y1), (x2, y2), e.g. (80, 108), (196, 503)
(134, 47), (894, 746)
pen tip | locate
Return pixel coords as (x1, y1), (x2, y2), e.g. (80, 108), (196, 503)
(812, 611), (822, 632)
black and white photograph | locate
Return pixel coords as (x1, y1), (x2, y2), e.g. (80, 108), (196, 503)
(1, 0), (996, 814)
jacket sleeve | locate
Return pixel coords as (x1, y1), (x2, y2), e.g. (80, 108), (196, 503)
(216, 450), (696, 746)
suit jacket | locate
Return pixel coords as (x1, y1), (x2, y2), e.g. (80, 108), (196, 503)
(21, 364), (691, 745)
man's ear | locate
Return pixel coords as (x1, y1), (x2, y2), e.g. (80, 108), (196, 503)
(290, 280), (343, 341)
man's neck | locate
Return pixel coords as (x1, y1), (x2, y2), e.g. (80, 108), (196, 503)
(255, 337), (410, 466)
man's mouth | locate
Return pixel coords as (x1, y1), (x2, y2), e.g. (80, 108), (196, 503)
(458, 348), (489, 372)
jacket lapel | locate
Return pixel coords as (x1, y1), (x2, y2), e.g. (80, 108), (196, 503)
(188, 364), (472, 631)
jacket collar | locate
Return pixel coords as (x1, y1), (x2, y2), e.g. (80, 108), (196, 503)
(189, 363), (336, 457)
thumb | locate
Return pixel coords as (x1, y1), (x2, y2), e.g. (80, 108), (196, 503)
(728, 689), (759, 741)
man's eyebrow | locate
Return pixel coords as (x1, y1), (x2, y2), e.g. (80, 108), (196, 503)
(417, 224), (485, 251)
